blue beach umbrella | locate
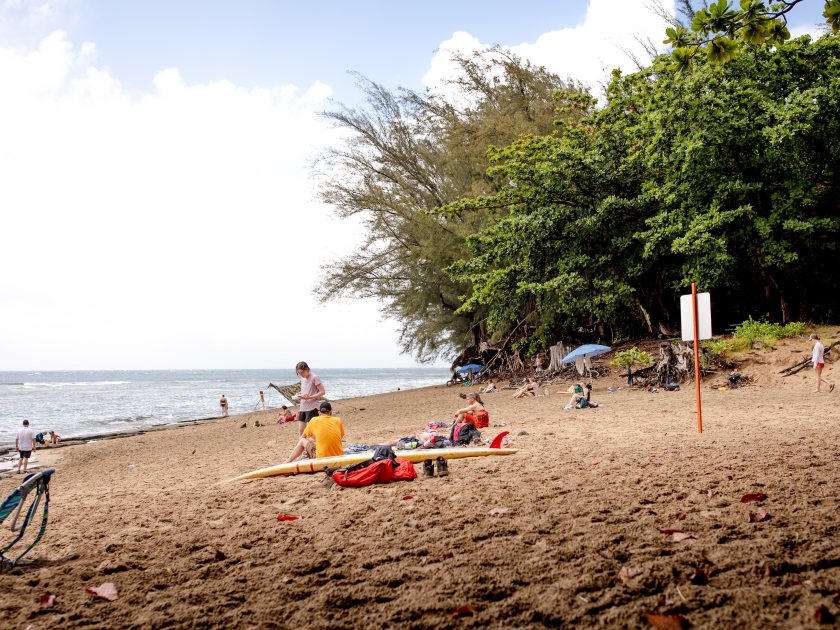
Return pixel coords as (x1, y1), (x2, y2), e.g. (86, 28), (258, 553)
(456, 363), (485, 374)
(561, 344), (612, 384)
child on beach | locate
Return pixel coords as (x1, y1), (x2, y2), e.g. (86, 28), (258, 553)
(811, 334), (835, 393)
(293, 361), (325, 437)
(15, 419), (36, 474)
(50, 430), (61, 444)
(278, 405), (297, 424)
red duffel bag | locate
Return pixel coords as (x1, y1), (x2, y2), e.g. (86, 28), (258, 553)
(391, 457), (417, 481)
(332, 459), (394, 487)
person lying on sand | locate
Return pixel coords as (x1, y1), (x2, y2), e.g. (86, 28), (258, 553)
(283, 401), (344, 462)
(483, 381), (497, 393)
(513, 378), (539, 398)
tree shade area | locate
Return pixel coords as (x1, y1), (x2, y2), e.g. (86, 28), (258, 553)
(318, 5), (840, 367)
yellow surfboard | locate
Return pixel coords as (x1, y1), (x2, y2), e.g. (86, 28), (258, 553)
(229, 447), (518, 481)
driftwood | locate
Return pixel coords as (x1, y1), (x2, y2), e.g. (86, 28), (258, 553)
(779, 341), (838, 377)
(628, 342), (724, 387)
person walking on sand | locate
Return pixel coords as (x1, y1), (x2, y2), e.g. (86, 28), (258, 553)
(220, 395), (229, 416)
(15, 419), (36, 474)
(293, 361), (325, 437)
(811, 334), (834, 393)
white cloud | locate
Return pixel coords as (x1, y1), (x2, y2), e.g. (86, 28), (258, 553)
(0, 30), (414, 369)
(425, 0), (676, 94)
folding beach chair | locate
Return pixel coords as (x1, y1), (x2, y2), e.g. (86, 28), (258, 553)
(0, 468), (54, 564)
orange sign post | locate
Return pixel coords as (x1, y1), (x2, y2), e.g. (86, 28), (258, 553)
(681, 284), (712, 434)
(691, 284), (702, 433)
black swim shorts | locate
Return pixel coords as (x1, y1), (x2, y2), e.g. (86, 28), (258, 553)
(19, 451), (31, 459)
(298, 409), (319, 423)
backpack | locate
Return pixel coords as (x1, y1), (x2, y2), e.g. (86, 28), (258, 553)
(455, 422), (481, 445)
(391, 458), (417, 481)
(474, 409), (489, 429)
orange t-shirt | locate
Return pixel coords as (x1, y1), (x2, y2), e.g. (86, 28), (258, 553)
(303, 415), (345, 458)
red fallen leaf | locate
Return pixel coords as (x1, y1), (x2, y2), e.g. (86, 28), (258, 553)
(659, 528), (684, 535)
(401, 495), (418, 500)
(595, 549), (611, 559)
(740, 493), (767, 503)
(707, 490), (716, 499)
(687, 568), (711, 585)
(642, 612), (690, 629)
(276, 514), (304, 521)
(678, 514), (687, 520)
(650, 459), (666, 465)
(86, 582), (118, 601)
(450, 605), (475, 619)
(618, 566), (644, 582)
(591, 462), (600, 466)
(786, 455), (795, 458)
(747, 512), (771, 523)
(814, 605), (836, 624)
(38, 592), (56, 607)
(673, 532), (699, 542)
(488, 507), (509, 515)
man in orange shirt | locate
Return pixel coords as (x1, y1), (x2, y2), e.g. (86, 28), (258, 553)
(283, 402), (344, 462)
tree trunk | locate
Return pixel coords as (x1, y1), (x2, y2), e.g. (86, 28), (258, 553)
(547, 343), (568, 372)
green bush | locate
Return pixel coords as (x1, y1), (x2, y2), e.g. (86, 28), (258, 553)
(703, 339), (734, 356)
(732, 319), (808, 349)
(610, 347), (653, 370)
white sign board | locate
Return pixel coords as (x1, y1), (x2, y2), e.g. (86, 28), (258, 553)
(680, 292), (712, 341)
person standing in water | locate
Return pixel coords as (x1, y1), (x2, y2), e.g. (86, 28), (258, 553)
(811, 334), (834, 393)
(220, 395), (229, 416)
(293, 361), (325, 437)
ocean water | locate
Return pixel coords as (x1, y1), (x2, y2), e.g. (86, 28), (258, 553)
(0, 368), (450, 446)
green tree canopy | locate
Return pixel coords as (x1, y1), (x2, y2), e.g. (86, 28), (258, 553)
(315, 49), (585, 362)
(446, 34), (840, 349)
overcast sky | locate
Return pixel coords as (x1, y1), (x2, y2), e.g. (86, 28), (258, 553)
(0, 0), (825, 370)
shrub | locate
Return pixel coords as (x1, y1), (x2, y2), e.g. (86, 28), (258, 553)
(732, 319), (808, 349)
(610, 347), (653, 371)
(703, 339), (734, 356)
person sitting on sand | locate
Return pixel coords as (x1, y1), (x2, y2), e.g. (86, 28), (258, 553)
(513, 378), (539, 398)
(454, 392), (484, 424)
(563, 383), (601, 409)
(49, 430), (61, 445)
(220, 395), (229, 416)
(283, 401), (344, 462)
(278, 405), (297, 423)
(483, 381), (497, 393)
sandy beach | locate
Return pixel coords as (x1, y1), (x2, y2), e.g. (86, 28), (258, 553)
(3, 340), (840, 629)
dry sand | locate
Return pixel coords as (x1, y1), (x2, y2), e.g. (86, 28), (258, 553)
(3, 340), (840, 629)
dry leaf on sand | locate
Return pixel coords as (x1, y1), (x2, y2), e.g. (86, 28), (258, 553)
(450, 605), (475, 618)
(86, 582), (118, 601)
(740, 493), (767, 503)
(488, 507), (509, 515)
(642, 612), (690, 629)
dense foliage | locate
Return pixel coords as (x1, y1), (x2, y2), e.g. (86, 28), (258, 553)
(315, 50), (585, 361)
(446, 35), (840, 350)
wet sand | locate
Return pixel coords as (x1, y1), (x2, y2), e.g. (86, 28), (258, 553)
(2, 342), (840, 629)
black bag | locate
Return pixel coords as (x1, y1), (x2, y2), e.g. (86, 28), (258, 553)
(454, 422), (481, 445)
(335, 445), (397, 475)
